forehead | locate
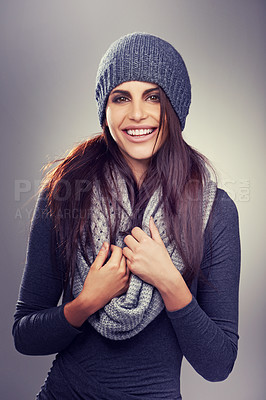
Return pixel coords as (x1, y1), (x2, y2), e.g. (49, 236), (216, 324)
(110, 81), (158, 93)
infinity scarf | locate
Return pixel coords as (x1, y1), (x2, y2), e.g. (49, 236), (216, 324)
(72, 169), (217, 340)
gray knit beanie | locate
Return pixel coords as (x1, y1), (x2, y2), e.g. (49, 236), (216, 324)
(95, 32), (191, 131)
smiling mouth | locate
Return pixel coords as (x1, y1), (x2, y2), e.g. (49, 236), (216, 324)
(125, 128), (156, 137)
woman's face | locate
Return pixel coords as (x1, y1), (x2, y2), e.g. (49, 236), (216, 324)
(106, 81), (166, 180)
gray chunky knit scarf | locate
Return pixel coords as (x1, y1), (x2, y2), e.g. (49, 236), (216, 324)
(73, 170), (217, 340)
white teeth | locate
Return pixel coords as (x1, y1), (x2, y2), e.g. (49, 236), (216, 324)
(126, 128), (154, 136)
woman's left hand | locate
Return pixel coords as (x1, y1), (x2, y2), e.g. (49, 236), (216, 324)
(123, 217), (178, 290)
(123, 217), (192, 311)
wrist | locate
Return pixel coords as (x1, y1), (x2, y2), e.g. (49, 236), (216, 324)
(158, 270), (192, 312)
(64, 292), (100, 328)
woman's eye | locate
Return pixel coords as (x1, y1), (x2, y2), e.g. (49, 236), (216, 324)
(147, 94), (160, 102)
(113, 96), (129, 103)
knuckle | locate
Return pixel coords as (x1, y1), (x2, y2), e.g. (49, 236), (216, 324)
(110, 262), (119, 270)
(119, 273), (125, 281)
(130, 253), (136, 263)
(141, 236), (149, 244)
(130, 253), (136, 264)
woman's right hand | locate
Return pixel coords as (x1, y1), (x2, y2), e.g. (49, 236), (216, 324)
(64, 242), (130, 328)
(81, 242), (130, 307)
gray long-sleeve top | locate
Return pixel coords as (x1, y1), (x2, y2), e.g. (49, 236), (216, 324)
(12, 188), (241, 399)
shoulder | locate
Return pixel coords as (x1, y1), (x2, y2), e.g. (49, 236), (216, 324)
(28, 189), (53, 240)
(204, 188), (240, 249)
(211, 188), (239, 226)
(32, 189), (51, 221)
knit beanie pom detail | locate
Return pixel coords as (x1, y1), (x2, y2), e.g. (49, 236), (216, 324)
(95, 32), (191, 131)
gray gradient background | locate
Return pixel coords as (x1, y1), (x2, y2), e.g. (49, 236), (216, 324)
(0, 1), (265, 399)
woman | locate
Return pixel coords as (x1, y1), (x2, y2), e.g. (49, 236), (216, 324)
(13, 33), (241, 399)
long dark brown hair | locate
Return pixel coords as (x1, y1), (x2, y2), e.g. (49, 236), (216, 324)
(43, 87), (213, 289)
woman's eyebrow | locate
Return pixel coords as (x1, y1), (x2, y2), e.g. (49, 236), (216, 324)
(143, 87), (159, 95)
(110, 87), (159, 96)
(110, 89), (130, 96)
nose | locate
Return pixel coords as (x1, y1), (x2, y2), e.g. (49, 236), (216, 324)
(128, 100), (147, 122)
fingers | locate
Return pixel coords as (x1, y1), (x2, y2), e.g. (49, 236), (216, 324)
(119, 253), (127, 273)
(122, 255), (131, 280)
(124, 218), (163, 249)
(93, 242), (109, 270)
(124, 227), (149, 254)
(123, 233), (138, 251)
(109, 244), (123, 264)
(122, 246), (133, 262)
(130, 226), (148, 242)
(93, 218), (162, 272)
(149, 216), (164, 244)
(125, 261), (131, 278)
(108, 245), (129, 275)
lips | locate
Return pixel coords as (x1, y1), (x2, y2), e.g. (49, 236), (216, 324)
(124, 128), (156, 137)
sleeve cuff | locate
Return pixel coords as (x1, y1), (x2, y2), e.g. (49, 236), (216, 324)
(166, 296), (198, 320)
(58, 304), (84, 334)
